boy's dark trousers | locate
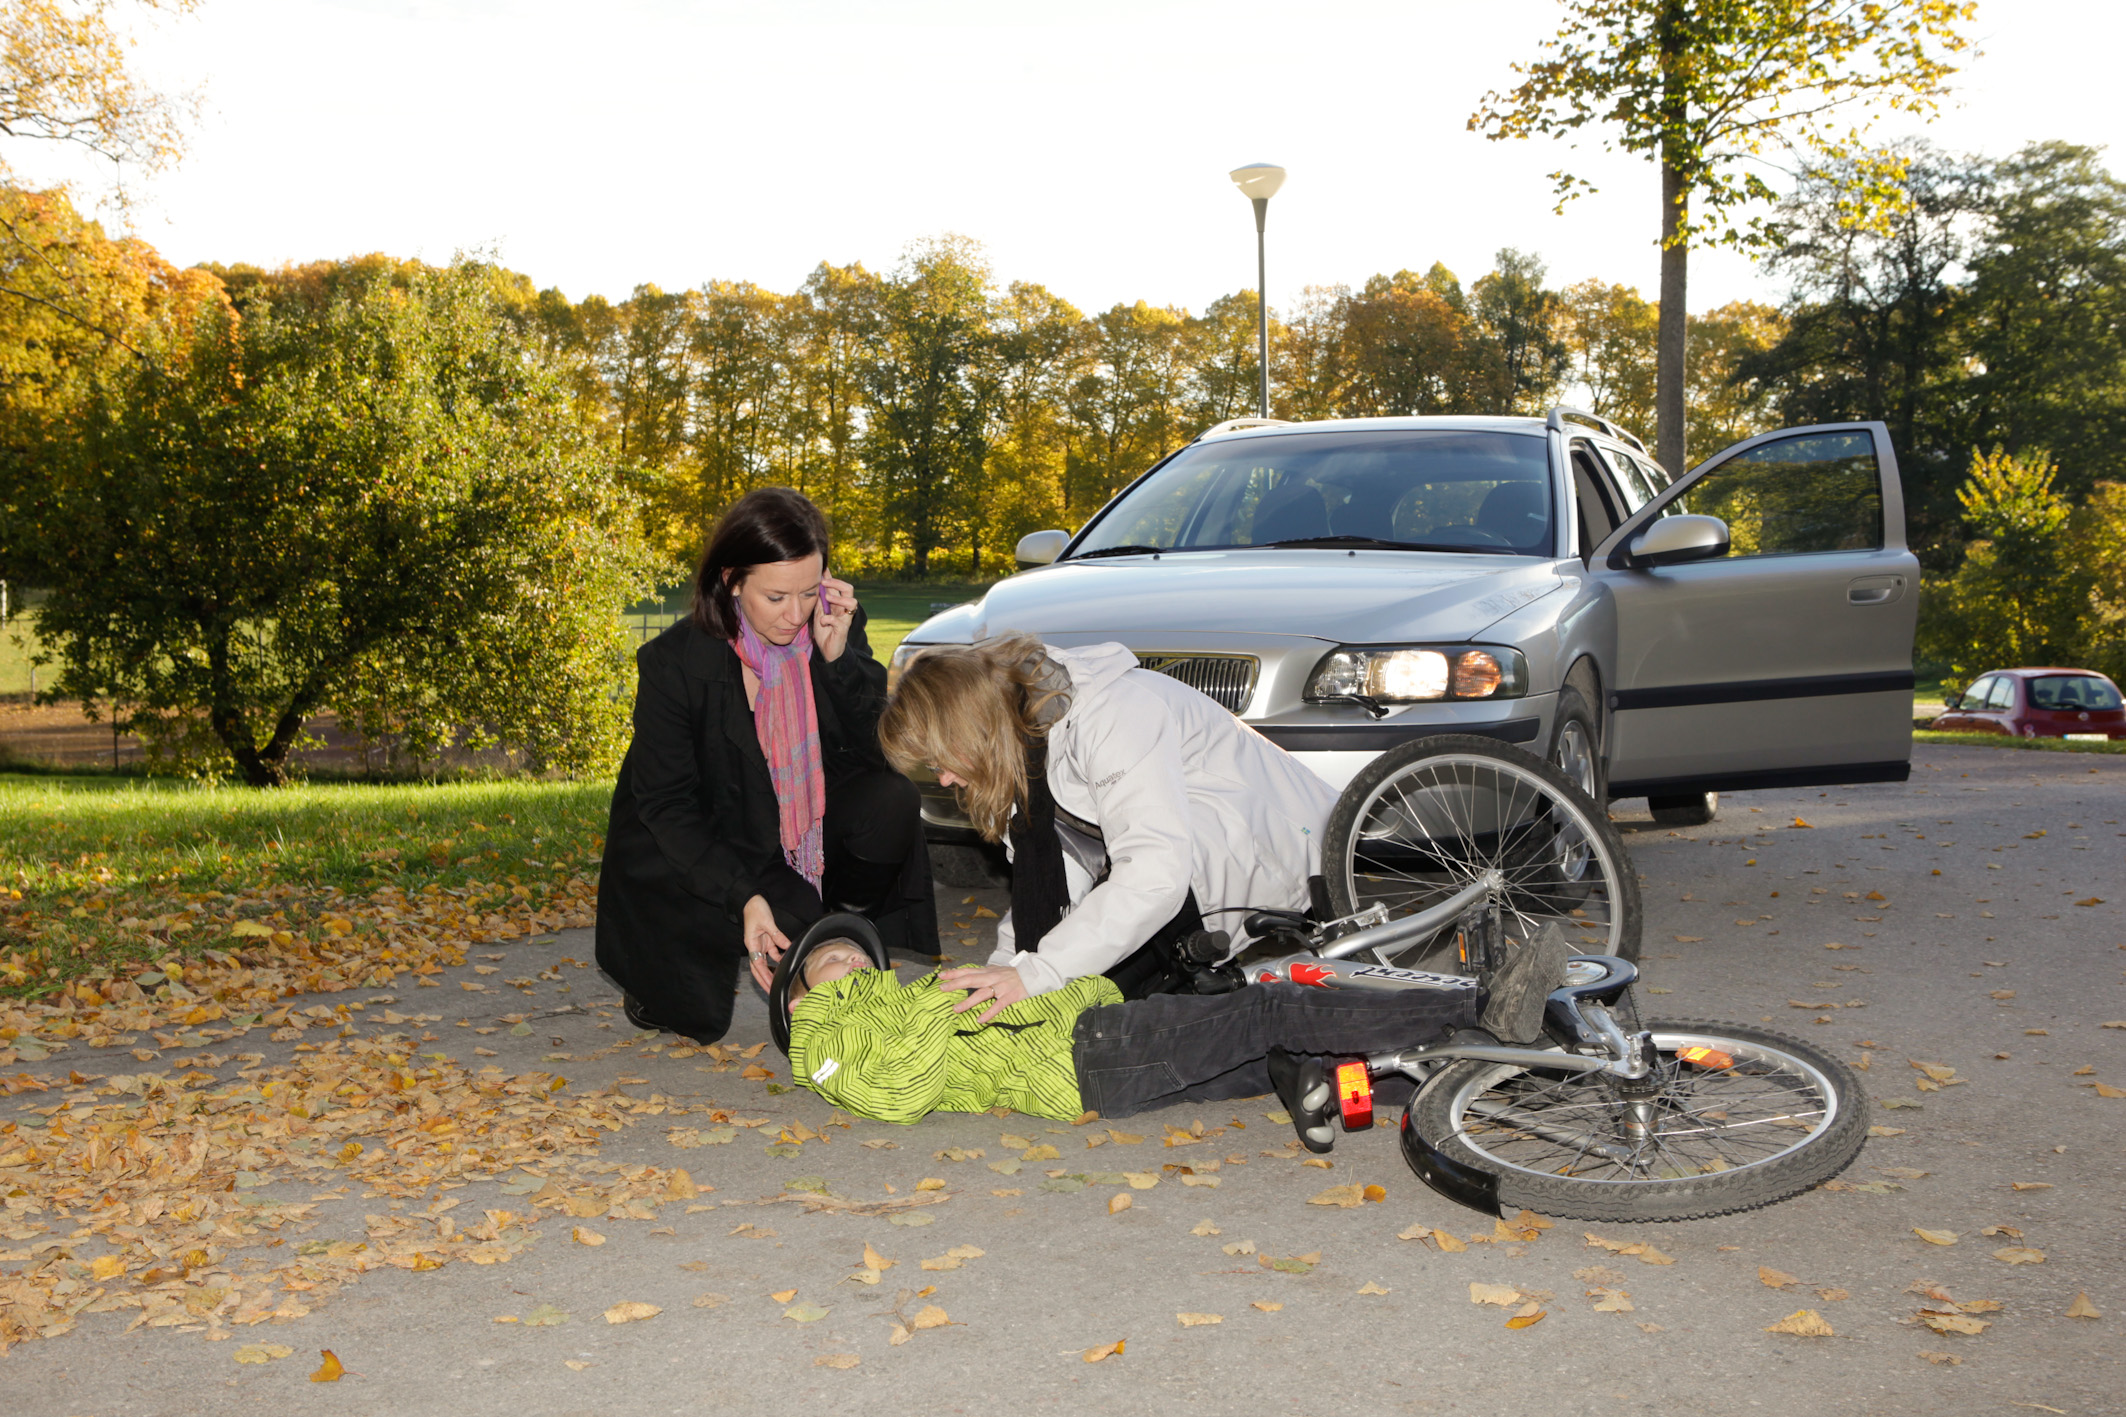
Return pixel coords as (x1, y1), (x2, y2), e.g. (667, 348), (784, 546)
(1070, 980), (1477, 1118)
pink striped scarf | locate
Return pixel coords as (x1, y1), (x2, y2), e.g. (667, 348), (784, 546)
(733, 614), (825, 888)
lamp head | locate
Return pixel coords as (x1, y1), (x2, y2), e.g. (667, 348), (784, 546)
(1229, 163), (1286, 201)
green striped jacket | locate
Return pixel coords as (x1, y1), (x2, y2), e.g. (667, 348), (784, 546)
(786, 968), (1123, 1123)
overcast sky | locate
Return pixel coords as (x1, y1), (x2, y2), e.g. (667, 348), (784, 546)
(31, 0), (2123, 318)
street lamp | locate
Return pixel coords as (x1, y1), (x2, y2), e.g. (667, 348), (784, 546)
(1229, 162), (1286, 418)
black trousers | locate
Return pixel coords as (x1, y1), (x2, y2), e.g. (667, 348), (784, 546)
(1070, 979), (1478, 1119)
(618, 768), (936, 1044)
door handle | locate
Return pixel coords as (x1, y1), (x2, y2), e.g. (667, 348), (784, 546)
(1847, 574), (1906, 605)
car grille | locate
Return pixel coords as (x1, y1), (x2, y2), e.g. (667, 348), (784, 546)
(1135, 652), (1259, 714)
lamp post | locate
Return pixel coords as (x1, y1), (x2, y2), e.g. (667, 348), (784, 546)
(1228, 162), (1286, 418)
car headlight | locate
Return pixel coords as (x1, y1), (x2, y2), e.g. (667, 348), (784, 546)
(1305, 646), (1528, 704)
(886, 642), (928, 694)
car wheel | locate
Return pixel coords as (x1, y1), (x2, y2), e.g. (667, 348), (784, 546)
(1648, 792), (1719, 827)
(1548, 685), (1604, 804)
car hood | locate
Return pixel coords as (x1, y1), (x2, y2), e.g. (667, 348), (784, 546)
(920, 551), (1567, 645)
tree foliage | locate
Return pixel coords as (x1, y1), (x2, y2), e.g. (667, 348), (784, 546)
(22, 258), (652, 785)
(1471, 0), (1976, 474)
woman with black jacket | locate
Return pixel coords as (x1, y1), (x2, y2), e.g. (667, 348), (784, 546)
(595, 488), (937, 1043)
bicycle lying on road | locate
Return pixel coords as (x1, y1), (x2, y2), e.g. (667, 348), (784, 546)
(1218, 734), (1868, 1223)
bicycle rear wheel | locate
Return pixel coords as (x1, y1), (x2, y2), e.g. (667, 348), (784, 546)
(1322, 735), (1640, 969)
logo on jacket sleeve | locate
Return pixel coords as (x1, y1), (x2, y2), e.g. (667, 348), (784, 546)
(810, 1058), (840, 1083)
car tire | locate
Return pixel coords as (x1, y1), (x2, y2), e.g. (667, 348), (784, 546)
(1548, 685), (1604, 805)
(1648, 791), (1719, 827)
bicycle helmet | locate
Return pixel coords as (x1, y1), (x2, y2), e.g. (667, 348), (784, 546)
(768, 912), (890, 1056)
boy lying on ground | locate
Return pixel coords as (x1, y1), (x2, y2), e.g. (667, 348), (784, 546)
(779, 916), (1572, 1153)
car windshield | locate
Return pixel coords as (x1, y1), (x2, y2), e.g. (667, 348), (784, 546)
(2028, 675), (2123, 710)
(1071, 429), (1554, 558)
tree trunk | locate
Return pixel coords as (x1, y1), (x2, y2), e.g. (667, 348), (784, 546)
(1656, 159), (1688, 476)
(1655, 0), (1689, 477)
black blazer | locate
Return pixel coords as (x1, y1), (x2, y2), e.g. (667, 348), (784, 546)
(598, 610), (891, 954)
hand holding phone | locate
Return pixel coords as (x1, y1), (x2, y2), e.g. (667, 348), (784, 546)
(811, 575), (857, 662)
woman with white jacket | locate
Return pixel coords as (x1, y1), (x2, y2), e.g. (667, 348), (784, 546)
(879, 634), (1338, 1023)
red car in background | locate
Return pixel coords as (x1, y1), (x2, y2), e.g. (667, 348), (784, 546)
(1932, 667), (2126, 739)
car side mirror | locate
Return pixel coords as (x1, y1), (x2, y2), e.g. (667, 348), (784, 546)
(1015, 529), (1069, 568)
(1943, 691), (1963, 710)
(1619, 514), (1730, 570)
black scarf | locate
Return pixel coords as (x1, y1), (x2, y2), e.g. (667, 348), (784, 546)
(1008, 734), (1070, 952)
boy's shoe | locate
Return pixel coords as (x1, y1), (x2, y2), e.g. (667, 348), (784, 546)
(1477, 923), (1573, 1045)
(1266, 1046), (1336, 1154)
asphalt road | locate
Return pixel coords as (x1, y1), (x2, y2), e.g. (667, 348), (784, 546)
(9, 743), (2123, 1417)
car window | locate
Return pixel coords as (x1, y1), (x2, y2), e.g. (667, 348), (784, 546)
(1957, 676), (1995, 710)
(1071, 429), (1555, 556)
(1985, 677), (2018, 710)
(1669, 430), (1883, 557)
(2030, 675), (2122, 710)
(1572, 446), (1621, 559)
(1599, 446), (1655, 511)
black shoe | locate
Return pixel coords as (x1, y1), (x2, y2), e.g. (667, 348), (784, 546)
(1478, 923), (1574, 1045)
(1267, 1046), (1336, 1154)
(622, 993), (664, 1034)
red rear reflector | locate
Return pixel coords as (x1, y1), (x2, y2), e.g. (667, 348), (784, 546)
(1335, 1060), (1374, 1131)
(1677, 1045), (1734, 1070)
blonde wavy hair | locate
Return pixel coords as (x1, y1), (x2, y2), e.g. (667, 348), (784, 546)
(879, 633), (1070, 844)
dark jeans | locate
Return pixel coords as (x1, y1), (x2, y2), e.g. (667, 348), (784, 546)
(1070, 980), (1479, 1118)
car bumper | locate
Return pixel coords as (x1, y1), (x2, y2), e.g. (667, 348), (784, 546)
(914, 692), (1557, 839)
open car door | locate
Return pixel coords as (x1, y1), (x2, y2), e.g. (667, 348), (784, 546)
(1593, 422), (1919, 799)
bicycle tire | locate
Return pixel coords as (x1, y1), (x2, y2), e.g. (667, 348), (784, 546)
(1322, 734), (1642, 965)
(1406, 1018), (1869, 1223)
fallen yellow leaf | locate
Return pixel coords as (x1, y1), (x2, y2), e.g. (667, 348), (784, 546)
(2067, 1292), (2102, 1319)
(310, 1350), (345, 1383)
(1470, 1282), (1523, 1307)
(571, 1226), (605, 1246)
(1363, 1184), (1388, 1204)
(1913, 1228), (1960, 1246)
(814, 1353), (861, 1370)
(1357, 1281), (1391, 1295)
(1759, 1266), (1800, 1288)
(604, 1302), (661, 1325)
(915, 1177), (946, 1191)
(863, 1242), (894, 1272)
(911, 1305), (952, 1330)
(1920, 1312), (1989, 1335)
(1992, 1247), (2046, 1264)
(1252, 1300), (1282, 1312)
(564, 1360), (592, 1371)
(1108, 1193), (1132, 1215)
(1432, 1228), (1469, 1253)
(233, 1344), (293, 1364)
(1191, 1219), (1221, 1236)
(1177, 1312), (1223, 1327)
(1309, 1183), (1364, 1208)
(1763, 1309), (1834, 1337)
(769, 1288), (798, 1303)
(1082, 1340), (1124, 1362)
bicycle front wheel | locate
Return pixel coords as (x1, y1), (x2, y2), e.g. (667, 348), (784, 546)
(1405, 1019), (1868, 1222)
(1322, 734), (1641, 968)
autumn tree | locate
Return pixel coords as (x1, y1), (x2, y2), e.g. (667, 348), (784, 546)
(0, 184), (222, 582)
(861, 236), (993, 576)
(25, 258), (651, 785)
(1472, 248), (1570, 411)
(1472, 0), (1977, 474)
(1561, 278), (1658, 435)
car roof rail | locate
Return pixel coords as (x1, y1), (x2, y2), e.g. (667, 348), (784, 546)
(1196, 416), (1294, 441)
(1546, 406), (1649, 455)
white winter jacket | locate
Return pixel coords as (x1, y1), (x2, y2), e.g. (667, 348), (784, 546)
(992, 643), (1340, 997)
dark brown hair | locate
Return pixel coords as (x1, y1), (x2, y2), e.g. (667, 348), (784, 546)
(691, 487), (832, 639)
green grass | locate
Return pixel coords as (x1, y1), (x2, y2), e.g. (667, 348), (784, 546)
(0, 773), (613, 996)
(1913, 730), (2126, 755)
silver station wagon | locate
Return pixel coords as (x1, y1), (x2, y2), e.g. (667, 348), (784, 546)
(892, 409), (1919, 847)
